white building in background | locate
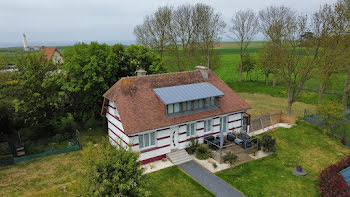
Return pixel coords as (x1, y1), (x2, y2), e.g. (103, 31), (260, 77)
(101, 66), (251, 164)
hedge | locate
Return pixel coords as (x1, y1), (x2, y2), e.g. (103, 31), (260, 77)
(319, 155), (350, 197)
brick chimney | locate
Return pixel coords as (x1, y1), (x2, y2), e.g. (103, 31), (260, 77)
(195, 65), (209, 80)
(136, 68), (147, 77)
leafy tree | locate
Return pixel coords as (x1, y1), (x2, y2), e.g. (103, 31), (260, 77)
(0, 55), (10, 69)
(81, 138), (149, 197)
(62, 42), (119, 123)
(257, 42), (274, 85)
(62, 43), (165, 124)
(241, 53), (256, 80)
(317, 101), (346, 132)
(15, 53), (64, 131)
(124, 44), (166, 74)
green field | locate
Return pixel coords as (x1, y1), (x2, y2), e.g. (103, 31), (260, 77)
(216, 121), (350, 197)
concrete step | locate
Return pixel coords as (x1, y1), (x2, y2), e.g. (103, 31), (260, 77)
(173, 157), (192, 165)
(167, 149), (192, 165)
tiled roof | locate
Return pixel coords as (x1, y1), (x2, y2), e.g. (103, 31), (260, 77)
(103, 70), (251, 135)
(41, 46), (60, 61)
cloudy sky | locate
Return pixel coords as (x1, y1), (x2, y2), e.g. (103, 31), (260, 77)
(0, 0), (336, 47)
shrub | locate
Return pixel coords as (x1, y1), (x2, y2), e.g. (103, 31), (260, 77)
(223, 152), (238, 164)
(319, 154), (350, 197)
(212, 162), (218, 169)
(80, 137), (150, 196)
(186, 138), (199, 154)
(261, 134), (276, 153)
(341, 136), (347, 145)
(195, 145), (211, 160)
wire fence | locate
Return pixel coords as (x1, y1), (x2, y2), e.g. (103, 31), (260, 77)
(0, 131), (81, 166)
(303, 109), (350, 147)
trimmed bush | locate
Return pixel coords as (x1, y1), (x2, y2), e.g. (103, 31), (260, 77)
(319, 154), (350, 197)
(195, 145), (211, 160)
(261, 134), (276, 153)
(223, 152), (238, 164)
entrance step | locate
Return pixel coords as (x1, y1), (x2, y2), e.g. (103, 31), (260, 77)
(167, 149), (192, 165)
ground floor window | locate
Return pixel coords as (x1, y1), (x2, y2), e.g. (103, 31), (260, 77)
(187, 123), (195, 136)
(139, 132), (156, 149)
(204, 119), (212, 132)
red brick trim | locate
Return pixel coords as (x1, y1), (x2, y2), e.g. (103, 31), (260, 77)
(109, 135), (121, 147)
(108, 105), (116, 109)
(133, 143), (139, 147)
(109, 128), (128, 146)
(107, 111), (121, 122)
(157, 135), (170, 140)
(157, 128), (170, 132)
(213, 124), (220, 127)
(107, 120), (126, 135)
(140, 144), (170, 153)
(228, 119), (242, 123)
(178, 131), (221, 143)
(179, 132), (187, 135)
(196, 128), (204, 131)
(178, 124), (187, 127)
(229, 126), (242, 130)
(141, 154), (166, 165)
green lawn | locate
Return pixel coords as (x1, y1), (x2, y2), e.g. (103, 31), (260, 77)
(216, 121), (350, 197)
(0, 128), (213, 197)
(145, 166), (214, 197)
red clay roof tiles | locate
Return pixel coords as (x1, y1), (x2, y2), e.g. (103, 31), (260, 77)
(103, 70), (250, 135)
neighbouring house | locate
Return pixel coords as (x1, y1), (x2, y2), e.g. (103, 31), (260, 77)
(101, 66), (251, 164)
(41, 46), (63, 64)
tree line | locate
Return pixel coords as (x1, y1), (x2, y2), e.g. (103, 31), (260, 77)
(0, 43), (165, 143)
(134, 3), (226, 71)
(135, 1), (350, 115)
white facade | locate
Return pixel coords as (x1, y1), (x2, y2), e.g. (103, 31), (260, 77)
(106, 100), (248, 164)
(52, 51), (63, 64)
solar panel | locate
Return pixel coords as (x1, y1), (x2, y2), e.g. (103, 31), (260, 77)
(153, 82), (224, 105)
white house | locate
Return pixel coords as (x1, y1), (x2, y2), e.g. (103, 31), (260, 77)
(101, 66), (251, 164)
(41, 46), (64, 64)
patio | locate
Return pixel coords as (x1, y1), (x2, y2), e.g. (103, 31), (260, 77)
(204, 133), (258, 164)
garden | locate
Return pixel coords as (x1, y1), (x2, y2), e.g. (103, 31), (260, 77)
(216, 121), (350, 197)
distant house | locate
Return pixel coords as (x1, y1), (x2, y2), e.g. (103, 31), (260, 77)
(101, 66), (251, 164)
(41, 46), (63, 64)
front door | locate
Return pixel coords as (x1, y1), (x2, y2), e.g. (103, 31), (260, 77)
(171, 128), (179, 149)
(242, 116), (249, 132)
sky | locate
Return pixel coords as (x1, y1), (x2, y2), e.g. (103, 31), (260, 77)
(0, 0), (337, 47)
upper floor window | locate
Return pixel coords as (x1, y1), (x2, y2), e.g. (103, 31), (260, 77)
(166, 97), (219, 115)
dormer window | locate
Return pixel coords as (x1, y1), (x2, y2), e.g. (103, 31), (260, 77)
(154, 82), (224, 117)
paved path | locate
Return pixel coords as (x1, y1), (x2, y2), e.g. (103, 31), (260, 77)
(178, 161), (245, 197)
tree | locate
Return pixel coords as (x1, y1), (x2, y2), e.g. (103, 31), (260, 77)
(257, 42), (274, 85)
(229, 9), (259, 82)
(311, 4), (341, 105)
(15, 53), (64, 130)
(62, 42), (119, 123)
(316, 101), (346, 133)
(62, 43), (165, 123)
(241, 53), (256, 80)
(134, 6), (171, 58)
(0, 55), (10, 69)
(259, 6), (297, 86)
(81, 137), (149, 196)
(195, 3), (226, 68)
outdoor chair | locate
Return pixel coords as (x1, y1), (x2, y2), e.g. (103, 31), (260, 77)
(204, 136), (215, 144)
(227, 132), (235, 142)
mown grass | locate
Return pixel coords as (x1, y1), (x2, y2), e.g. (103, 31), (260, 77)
(0, 128), (213, 197)
(239, 92), (316, 118)
(216, 121), (350, 197)
(145, 166), (214, 197)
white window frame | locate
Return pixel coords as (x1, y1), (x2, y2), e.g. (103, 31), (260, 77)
(138, 132), (157, 149)
(204, 119), (212, 133)
(186, 123), (196, 137)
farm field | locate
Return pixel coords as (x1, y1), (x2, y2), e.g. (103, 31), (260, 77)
(216, 121), (350, 197)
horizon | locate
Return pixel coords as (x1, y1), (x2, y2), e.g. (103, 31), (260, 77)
(0, 0), (336, 48)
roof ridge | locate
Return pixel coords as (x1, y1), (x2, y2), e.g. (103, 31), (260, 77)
(120, 70), (200, 80)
